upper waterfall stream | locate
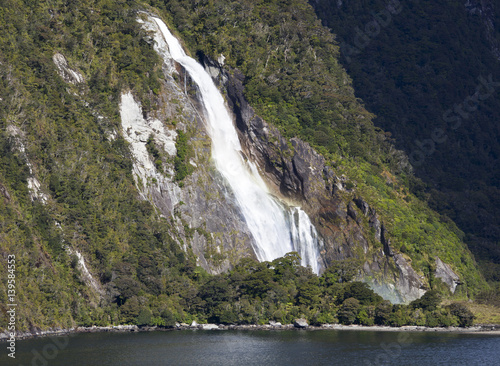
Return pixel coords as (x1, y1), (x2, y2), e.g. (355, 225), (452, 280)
(152, 17), (322, 274)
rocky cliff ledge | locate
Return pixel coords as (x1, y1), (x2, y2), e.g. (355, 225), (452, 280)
(201, 54), (429, 303)
(126, 18), (455, 303)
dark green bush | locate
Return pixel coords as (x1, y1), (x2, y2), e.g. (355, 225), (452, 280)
(174, 130), (193, 182)
(338, 297), (360, 325)
(447, 303), (474, 327)
(375, 300), (393, 325)
(410, 290), (441, 311)
(137, 308), (154, 326)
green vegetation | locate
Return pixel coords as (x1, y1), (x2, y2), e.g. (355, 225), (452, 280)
(310, 0), (500, 283)
(0, 0), (495, 332)
(0, 0), (185, 331)
(173, 129), (193, 183)
(476, 283), (500, 308)
(91, 255), (478, 328)
(445, 284), (500, 324)
(152, 0), (486, 294)
(146, 134), (163, 173)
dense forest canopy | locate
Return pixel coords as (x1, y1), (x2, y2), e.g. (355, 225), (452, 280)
(0, 0), (497, 331)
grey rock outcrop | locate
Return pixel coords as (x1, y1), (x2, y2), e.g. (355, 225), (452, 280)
(200, 324), (219, 330)
(0, 182), (10, 201)
(294, 318), (309, 328)
(269, 320), (282, 327)
(362, 252), (427, 304)
(354, 197), (370, 216)
(195, 52), (429, 303)
(52, 53), (85, 85)
(369, 213), (382, 243)
(381, 225), (394, 257)
(435, 257), (461, 293)
(131, 20), (429, 303)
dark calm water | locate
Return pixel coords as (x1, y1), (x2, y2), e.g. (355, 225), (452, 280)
(2, 329), (499, 366)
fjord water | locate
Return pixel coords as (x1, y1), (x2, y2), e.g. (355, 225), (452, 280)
(5, 330), (500, 366)
(152, 17), (322, 273)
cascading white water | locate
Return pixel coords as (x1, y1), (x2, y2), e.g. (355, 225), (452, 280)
(153, 17), (322, 274)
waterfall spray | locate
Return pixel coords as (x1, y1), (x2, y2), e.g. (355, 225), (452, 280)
(151, 17), (322, 274)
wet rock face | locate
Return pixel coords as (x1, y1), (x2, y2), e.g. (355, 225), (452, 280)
(217, 59), (368, 265)
(200, 54), (427, 303)
(354, 197), (370, 216)
(363, 253), (427, 304)
(220, 61), (323, 206)
(121, 19), (258, 274)
(381, 226), (393, 257)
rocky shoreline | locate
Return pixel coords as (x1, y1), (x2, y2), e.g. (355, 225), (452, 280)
(1, 321), (499, 342)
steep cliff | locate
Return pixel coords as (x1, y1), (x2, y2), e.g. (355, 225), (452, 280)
(0, 0), (489, 332)
(97, 13), (430, 303)
(119, 17), (258, 274)
(197, 54), (428, 303)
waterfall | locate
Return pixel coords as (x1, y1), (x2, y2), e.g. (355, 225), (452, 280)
(152, 17), (322, 274)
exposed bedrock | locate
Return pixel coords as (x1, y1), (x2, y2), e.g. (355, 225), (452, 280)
(200, 54), (429, 303)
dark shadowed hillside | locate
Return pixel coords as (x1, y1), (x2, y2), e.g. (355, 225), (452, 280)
(310, 0), (500, 281)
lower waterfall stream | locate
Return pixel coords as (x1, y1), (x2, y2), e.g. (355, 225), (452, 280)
(151, 16), (322, 274)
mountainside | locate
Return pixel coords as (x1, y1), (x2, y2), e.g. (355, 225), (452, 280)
(310, 0), (500, 281)
(0, 0), (491, 331)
